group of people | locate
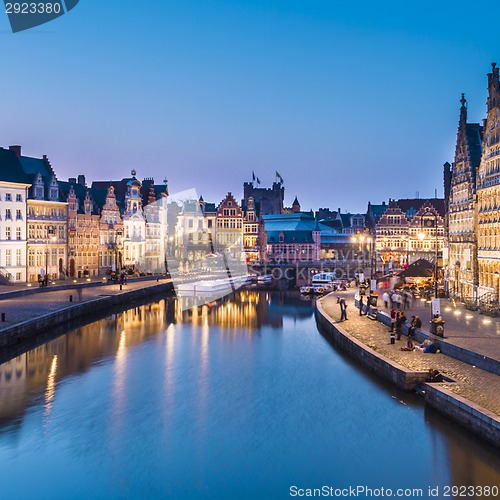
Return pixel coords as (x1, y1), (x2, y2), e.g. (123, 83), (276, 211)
(37, 274), (49, 287)
(382, 289), (413, 309)
(399, 337), (439, 353)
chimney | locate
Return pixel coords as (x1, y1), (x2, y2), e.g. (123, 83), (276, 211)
(68, 177), (77, 184)
(78, 175), (86, 187)
(9, 145), (21, 159)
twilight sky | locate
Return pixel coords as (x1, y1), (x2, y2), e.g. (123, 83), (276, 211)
(0, 0), (498, 212)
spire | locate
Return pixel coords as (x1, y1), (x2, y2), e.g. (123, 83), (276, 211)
(487, 62), (500, 111)
(459, 93), (467, 127)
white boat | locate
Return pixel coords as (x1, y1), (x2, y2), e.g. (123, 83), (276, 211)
(177, 276), (247, 295)
(257, 274), (273, 285)
(312, 272), (336, 286)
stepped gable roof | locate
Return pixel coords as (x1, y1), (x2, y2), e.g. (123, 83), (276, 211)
(19, 154), (55, 179)
(395, 199), (445, 218)
(0, 148), (30, 184)
(59, 181), (100, 215)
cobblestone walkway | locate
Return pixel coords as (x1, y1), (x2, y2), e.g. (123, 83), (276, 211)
(321, 292), (500, 415)
(0, 279), (168, 328)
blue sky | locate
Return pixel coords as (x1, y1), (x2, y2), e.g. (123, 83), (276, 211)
(0, 0), (498, 212)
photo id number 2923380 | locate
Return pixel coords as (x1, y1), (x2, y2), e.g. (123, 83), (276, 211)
(5, 3), (61, 14)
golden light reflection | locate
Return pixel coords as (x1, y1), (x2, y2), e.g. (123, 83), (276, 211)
(465, 314), (473, 320)
(44, 355), (58, 416)
(483, 319), (492, 325)
(114, 330), (127, 395)
(453, 310), (462, 316)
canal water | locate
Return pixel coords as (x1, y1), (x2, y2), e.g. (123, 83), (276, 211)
(0, 291), (498, 499)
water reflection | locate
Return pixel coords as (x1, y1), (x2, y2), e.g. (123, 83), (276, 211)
(44, 355), (58, 418)
(0, 291), (498, 498)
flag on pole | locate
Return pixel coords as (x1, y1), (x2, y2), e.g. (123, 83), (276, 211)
(252, 171), (256, 181)
(276, 171), (284, 183)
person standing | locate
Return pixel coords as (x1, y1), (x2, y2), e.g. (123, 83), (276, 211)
(395, 311), (407, 340)
(359, 295), (364, 316)
(390, 308), (396, 332)
(383, 291), (390, 308)
(337, 297), (348, 321)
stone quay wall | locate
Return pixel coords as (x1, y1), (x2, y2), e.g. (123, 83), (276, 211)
(315, 299), (428, 391)
(423, 384), (500, 448)
(0, 282), (172, 349)
(316, 298), (500, 449)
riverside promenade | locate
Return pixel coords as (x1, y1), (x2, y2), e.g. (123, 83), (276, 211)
(0, 277), (172, 349)
(316, 291), (500, 447)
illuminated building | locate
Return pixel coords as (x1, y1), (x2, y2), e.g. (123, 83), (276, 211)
(445, 94), (483, 300)
(0, 148), (31, 283)
(476, 63), (500, 298)
(215, 192), (244, 259)
(375, 199), (445, 272)
(18, 147), (68, 283)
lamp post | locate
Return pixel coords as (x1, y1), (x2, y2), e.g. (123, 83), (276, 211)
(418, 211), (439, 299)
(352, 229), (375, 280)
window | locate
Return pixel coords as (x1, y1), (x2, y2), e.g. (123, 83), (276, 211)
(16, 249), (21, 266)
(5, 193), (12, 201)
(16, 272), (21, 281)
(16, 209), (22, 220)
(16, 227), (21, 240)
(5, 209), (12, 220)
(6, 227), (11, 240)
(5, 250), (11, 266)
(16, 194), (22, 202)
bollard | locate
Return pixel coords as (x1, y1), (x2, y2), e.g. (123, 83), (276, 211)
(120, 284), (122, 291)
(69, 295), (73, 302)
(390, 333), (395, 345)
(1, 313), (5, 322)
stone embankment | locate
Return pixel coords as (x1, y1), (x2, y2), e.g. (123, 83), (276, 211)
(0, 279), (173, 349)
(315, 293), (500, 449)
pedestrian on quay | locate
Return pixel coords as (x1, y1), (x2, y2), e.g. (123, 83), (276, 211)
(359, 295), (364, 316)
(408, 315), (421, 338)
(337, 297), (348, 321)
(383, 291), (390, 308)
(395, 310), (407, 340)
(390, 308), (396, 332)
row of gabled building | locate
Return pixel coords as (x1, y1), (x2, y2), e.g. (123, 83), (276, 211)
(0, 145), (169, 283)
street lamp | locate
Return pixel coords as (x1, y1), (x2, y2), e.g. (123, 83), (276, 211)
(352, 230), (375, 279)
